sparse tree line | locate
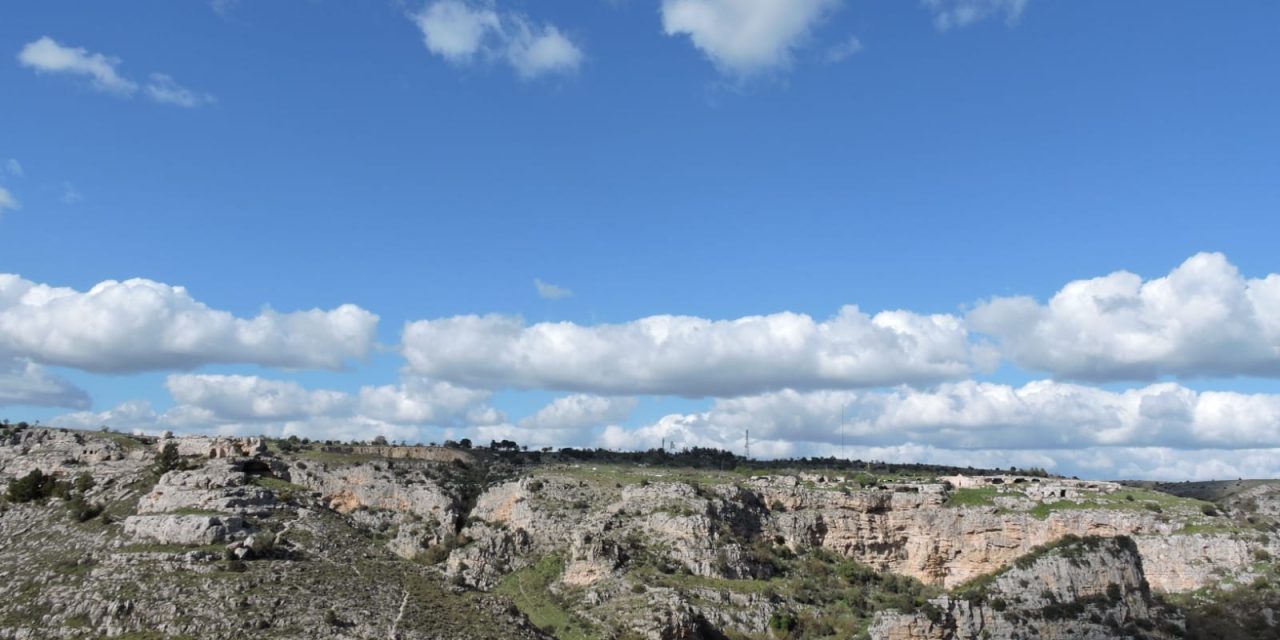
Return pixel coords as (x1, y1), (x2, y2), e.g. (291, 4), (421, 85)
(3, 418), (1059, 480)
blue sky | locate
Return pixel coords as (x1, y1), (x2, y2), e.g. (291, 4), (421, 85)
(2, 1), (1279, 480)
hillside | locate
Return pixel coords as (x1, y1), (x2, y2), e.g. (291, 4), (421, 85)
(2, 424), (1277, 639)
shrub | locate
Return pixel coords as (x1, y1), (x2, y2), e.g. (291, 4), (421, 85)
(770, 499), (787, 513)
(769, 612), (798, 632)
(1201, 504), (1220, 517)
(73, 472), (95, 493)
(67, 496), (103, 522)
(6, 469), (55, 503)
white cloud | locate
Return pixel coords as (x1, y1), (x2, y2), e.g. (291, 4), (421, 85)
(416, 0), (500, 61)
(161, 373), (495, 429)
(922, 0), (1030, 31)
(0, 274), (378, 373)
(18, 37), (210, 107)
(826, 35), (863, 62)
(519, 394), (637, 431)
(412, 1), (583, 79)
(0, 187), (18, 215)
(647, 380), (1280, 452)
(3, 159), (22, 178)
(144, 73), (215, 108)
(599, 382), (1280, 480)
(52, 400), (160, 432)
(17, 37), (138, 96)
(969, 252), (1280, 381)
(403, 307), (979, 396)
(661, 0), (840, 76)
(534, 278), (572, 300)
(166, 374), (353, 421)
(0, 358), (90, 409)
(358, 377), (496, 425)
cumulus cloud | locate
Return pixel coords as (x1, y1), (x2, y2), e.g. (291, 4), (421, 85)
(403, 307), (978, 396)
(51, 400), (160, 432)
(922, 0), (1030, 31)
(640, 380), (1280, 452)
(599, 383), (1280, 480)
(18, 37), (138, 96)
(661, 0), (840, 76)
(358, 377), (496, 425)
(144, 73), (215, 108)
(0, 358), (90, 409)
(163, 373), (496, 430)
(534, 278), (572, 300)
(519, 394), (637, 431)
(166, 374), (353, 421)
(969, 252), (1280, 381)
(0, 274), (378, 373)
(412, 1), (583, 79)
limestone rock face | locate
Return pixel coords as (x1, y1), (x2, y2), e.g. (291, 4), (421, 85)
(750, 477), (1183, 589)
(868, 537), (1182, 640)
(288, 460), (459, 558)
(123, 514), (244, 545)
(137, 460), (276, 516)
(155, 434), (267, 459)
(0, 427), (146, 482)
(1136, 534), (1277, 593)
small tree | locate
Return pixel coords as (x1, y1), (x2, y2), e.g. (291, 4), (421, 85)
(153, 442), (180, 475)
(74, 472), (95, 493)
(372, 435), (389, 446)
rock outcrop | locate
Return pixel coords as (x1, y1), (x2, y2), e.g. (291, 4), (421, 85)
(868, 536), (1183, 640)
(2, 426), (1277, 640)
(123, 513), (245, 545)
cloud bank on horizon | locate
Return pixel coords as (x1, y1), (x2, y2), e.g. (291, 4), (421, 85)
(3, 252), (1279, 481)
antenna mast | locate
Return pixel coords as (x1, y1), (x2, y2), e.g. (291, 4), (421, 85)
(744, 429), (750, 460)
(841, 404), (846, 460)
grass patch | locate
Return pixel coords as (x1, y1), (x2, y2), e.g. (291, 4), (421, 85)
(1026, 488), (1218, 520)
(100, 431), (150, 451)
(493, 555), (600, 640)
(254, 476), (307, 492)
(118, 543), (227, 554)
(166, 507), (230, 516)
(944, 486), (1008, 507)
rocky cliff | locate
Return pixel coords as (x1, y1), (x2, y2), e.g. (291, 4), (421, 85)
(1, 425), (1276, 639)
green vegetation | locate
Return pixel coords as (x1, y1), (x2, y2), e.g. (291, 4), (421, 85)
(152, 442), (180, 475)
(6, 468), (60, 502)
(98, 431), (150, 451)
(1163, 556), (1280, 640)
(944, 486), (1008, 507)
(1026, 487), (1218, 520)
(494, 555), (600, 640)
(952, 535), (1128, 604)
(631, 546), (941, 639)
(253, 476), (307, 492)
